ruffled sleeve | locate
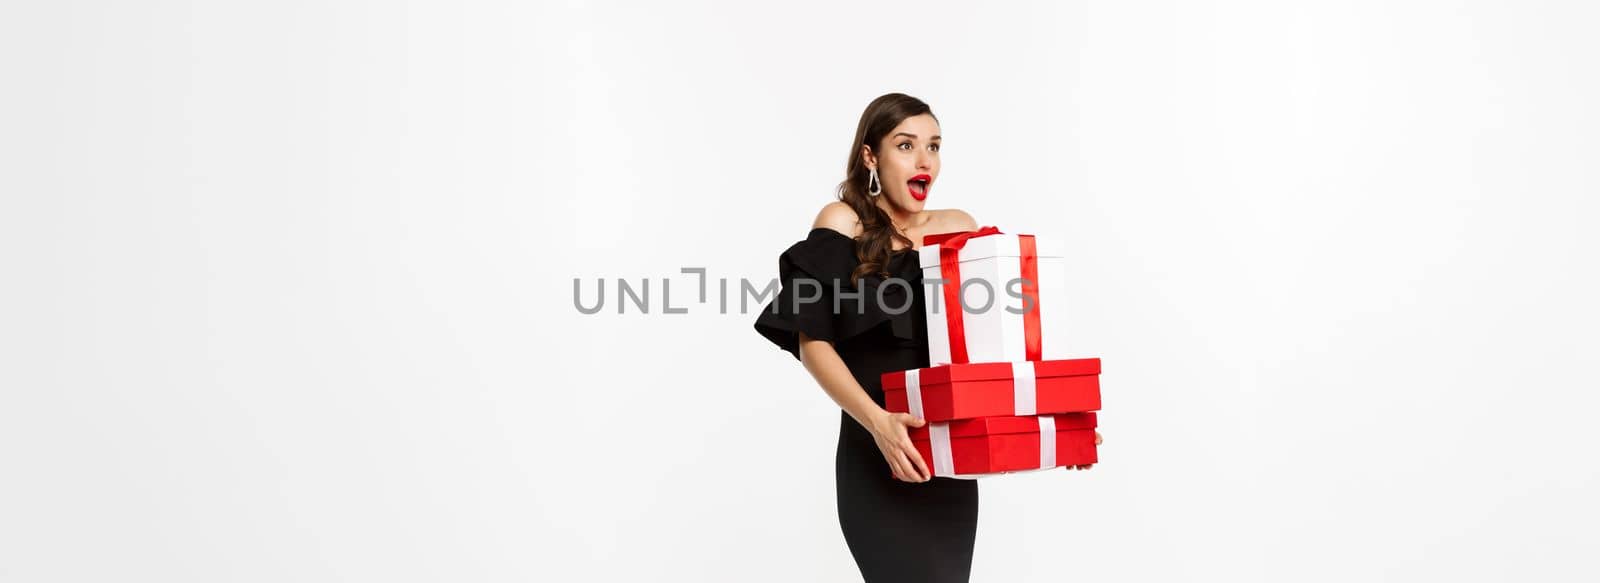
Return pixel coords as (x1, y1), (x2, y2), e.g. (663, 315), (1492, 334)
(753, 228), (919, 361)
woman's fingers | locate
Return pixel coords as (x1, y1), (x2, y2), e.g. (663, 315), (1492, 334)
(894, 412), (926, 428)
(894, 451), (917, 482)
(878, 413), (930, 482)
(884, 453), (910, 481)
(902, 443), (930, 481)
(883, 446), (929, 482)
(1094, 431), (1103, 445)
(895, 453), (917, 481)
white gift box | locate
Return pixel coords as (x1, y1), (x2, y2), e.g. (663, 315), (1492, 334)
(919, 231), (1072, 366)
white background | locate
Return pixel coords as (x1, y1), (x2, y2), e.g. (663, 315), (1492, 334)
(3, 1), (1597, 581)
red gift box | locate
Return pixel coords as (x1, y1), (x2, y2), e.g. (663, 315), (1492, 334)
(908, 412), (1098, 478)
(882, 358), (1102, 423)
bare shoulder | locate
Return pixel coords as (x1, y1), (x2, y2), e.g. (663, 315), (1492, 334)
(933, 208), (979, 232)
(811, 201), (863, 238)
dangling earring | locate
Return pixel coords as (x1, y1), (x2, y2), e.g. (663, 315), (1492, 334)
(867, 168), (881, 197)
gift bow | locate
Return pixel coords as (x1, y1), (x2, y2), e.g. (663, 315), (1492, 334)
(923, 225), (1042, 364)
(921, 225), (1003, 249)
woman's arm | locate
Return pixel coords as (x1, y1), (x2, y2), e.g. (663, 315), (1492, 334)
(798, 333), (931, 483)
(796, 203), (931, 482)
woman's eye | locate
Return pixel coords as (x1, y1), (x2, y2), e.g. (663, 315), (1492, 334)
(930, 144), (940, 152)
(898, 142), (912, 150)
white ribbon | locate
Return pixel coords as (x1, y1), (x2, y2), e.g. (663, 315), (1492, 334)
(1011, 361), (1037, 415)
(929, 423), (954, 477)
(1038, 416), (1056, 469)
(905, 369), (924, 420)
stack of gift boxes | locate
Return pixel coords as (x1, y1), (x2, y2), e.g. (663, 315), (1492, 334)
(880, 227), (1103, 479)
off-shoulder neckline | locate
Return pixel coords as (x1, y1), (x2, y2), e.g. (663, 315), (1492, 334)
(808, 227), (921, 254)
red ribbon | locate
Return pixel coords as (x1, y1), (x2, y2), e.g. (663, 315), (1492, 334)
(1018, 234), (1042, 361)
(922, 226), (1042, 363)
(921, 225), (1002, 249)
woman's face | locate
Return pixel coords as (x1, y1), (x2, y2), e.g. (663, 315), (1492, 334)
(866, 113), (941, 212)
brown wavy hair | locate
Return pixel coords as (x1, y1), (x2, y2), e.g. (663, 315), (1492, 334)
(840, 93), (938, 282)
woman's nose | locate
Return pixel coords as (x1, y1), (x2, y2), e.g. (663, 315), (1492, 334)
(916, 150), (932, 169)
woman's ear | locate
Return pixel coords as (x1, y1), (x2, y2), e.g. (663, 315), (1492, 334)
(859, 144), (876, 170)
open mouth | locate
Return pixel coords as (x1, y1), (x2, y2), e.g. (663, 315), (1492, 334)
(907, 174), (931, 201)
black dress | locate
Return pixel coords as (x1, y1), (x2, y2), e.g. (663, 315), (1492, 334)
(753, 227), (980, 583)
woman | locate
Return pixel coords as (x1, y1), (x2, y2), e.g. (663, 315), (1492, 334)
(757, 93), (1104, 580)
(752, 93), (996, 582)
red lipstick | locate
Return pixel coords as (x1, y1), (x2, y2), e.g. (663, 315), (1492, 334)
(907, 174), (931, 201)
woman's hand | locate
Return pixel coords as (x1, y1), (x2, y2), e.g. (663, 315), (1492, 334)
(868, 410), (932, 483)
(1065, 431), (1104, 471)
(794, 333), (932, 483)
